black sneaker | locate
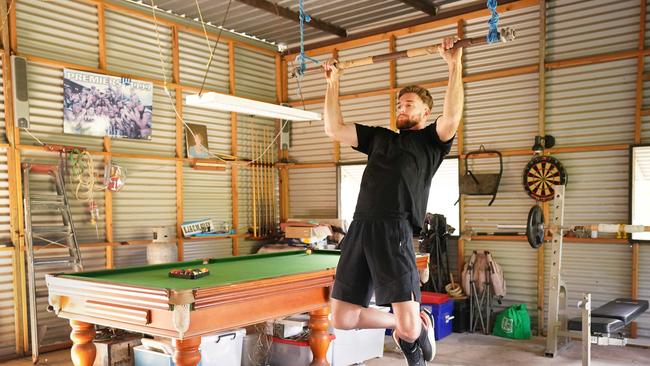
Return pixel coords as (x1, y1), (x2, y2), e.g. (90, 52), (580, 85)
(393, 331), (427, 366)
(418, 309), (436, 361)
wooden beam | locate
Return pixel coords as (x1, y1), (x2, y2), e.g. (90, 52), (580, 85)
(397, 0), (438, 16)
(8, 0), (16, 54)
(279, 167), (289, 222)
(2, 25), (25, 352)
(175, 89), (184, 261)
(537, 0), (546, 336)
(230, 41), (239, 256)
(389, 36), (397, 132)
(234, 0), (347, 38)
(332, 49), (340, 162)
(172, 25), (180, 84)
(635, 0), (646, 145)
(97, 2), (106, 69)
(546, 49), (641, 70)
(97, 2), (114, 270)
(456, 19), (465, 282)
(287, 0), (536, 56)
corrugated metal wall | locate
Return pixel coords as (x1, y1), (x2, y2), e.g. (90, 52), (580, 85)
(178, 31), (229, 92)
(234, 46), (276, 102)
(545, 59), (637, 146)
(289, 167), (336, 219)
(639, 245), (650, 337)
(112, 158), (176, 267)
(182, 165), (232, 259)
(16, 0), (99, 68)
(105, 9), (173, 81)
(289, 103), (330, 163)
(0, 249), (16, 358)
(546, 0), (639, 62)
(0, 144), (15, 358)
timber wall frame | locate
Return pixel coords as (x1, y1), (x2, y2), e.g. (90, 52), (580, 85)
(1, 0), (649, 358)
(0, 0), (280, 356)
(280, 0), (649, 337)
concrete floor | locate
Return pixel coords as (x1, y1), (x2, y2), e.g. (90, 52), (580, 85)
(2, 333), (649, 366)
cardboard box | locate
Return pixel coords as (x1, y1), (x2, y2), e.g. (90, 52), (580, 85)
(266, 318), (307, 338)
(284, 225), (331, 240)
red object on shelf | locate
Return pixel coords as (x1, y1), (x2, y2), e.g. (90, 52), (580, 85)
(421, 292), (449, 305)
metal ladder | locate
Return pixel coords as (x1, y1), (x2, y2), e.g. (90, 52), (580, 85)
(22, 163), (83, 363)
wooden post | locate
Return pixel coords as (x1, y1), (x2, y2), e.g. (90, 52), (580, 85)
(332, 49), (340, 162)
(97, 2), (114, 269)
(632, 0), (646, 337)
(229, 41), (240, 255)
(389, 36), (397, 131)
(537, 0), (547, 336)
(456, 19), (466, 281)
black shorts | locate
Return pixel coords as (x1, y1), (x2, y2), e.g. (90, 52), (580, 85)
(332, 217), (421, 307)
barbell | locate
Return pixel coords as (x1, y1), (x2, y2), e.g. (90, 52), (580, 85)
(469, 204), (650, 249)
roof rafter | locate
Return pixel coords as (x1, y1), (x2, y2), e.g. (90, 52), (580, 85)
(234, 0), (347, 38)
(397, 0), (438, 16)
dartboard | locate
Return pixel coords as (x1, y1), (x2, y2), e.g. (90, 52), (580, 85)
(523, 155), (567, 202)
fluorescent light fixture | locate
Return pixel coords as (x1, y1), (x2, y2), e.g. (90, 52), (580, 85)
(186, 92), (322, 121)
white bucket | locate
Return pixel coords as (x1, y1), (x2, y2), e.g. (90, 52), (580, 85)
(146, 243), (178, 264)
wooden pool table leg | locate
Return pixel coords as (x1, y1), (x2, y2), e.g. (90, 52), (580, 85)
(69, 320), (96, 366)
(309, 306), (331, 366)
(172, 337), (202, 366)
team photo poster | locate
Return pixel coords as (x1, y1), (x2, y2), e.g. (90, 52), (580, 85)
(63, 69), (154, 140)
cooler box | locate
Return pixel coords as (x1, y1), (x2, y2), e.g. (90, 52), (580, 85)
(200, 329), (245, 366)
(421, 292), (454, 340)
(134, 341), (180, 366)
(134, 329), (244, 366)
(269, 335), (334, 366)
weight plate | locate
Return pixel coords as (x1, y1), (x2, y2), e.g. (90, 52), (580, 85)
(527, 205), (545, 249)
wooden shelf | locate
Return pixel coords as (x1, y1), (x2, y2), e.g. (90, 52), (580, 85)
(468, 235), (630, 245)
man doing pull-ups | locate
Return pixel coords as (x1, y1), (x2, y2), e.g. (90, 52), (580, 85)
(322, 36), (463, 365)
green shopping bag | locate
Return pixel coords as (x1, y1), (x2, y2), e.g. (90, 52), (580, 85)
(492, 304), (531, 339)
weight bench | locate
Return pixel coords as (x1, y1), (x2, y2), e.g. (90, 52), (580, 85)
(568, 298), (648, 342)
(564, 296), (648, 365)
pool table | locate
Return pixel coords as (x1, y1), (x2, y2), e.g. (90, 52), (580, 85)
(46, 249), (429, 366)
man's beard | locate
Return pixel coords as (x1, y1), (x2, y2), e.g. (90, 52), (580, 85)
(397, 117), (419, 130)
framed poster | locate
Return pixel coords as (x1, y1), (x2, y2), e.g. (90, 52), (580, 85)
(63, 69), (153, 140)
(185, 123), (210, 159)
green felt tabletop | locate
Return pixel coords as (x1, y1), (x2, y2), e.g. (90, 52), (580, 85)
(61, 250), (340, 290)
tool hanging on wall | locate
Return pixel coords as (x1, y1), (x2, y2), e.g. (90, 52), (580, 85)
(104, 161), (127, 192)
(458, 145), (503, 206)
(68, 149), (103, 238)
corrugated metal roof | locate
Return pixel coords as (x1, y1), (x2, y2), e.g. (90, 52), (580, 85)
(123, 0), (484, 49)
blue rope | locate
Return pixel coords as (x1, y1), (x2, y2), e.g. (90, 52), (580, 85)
(486, 0), (500, 44)
(295, 0), (319, 78)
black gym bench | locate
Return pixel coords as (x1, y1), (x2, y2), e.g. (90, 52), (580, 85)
(568, 298), (648, 341)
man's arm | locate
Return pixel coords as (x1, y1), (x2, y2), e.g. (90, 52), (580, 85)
(436, 37), (464, 143)
(323, 59), (358, 147)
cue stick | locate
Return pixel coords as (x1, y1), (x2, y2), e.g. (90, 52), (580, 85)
(252, 129), (257, 238)
(265, 129), (272, 236)
(289, 28), (516, 78)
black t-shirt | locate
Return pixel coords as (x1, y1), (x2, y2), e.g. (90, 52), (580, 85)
(352, 120), (454, 232)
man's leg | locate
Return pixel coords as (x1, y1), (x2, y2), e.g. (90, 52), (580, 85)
(391, 300), (427, 365)
(331, 298), (396, 330)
